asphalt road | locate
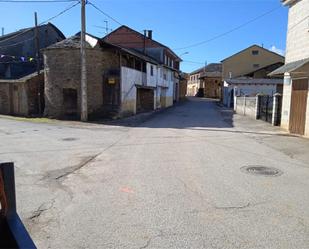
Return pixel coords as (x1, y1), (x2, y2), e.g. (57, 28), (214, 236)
(1, 97), (309, 249)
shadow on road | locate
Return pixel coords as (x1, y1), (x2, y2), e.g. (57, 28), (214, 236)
(96, 97), (235, 130)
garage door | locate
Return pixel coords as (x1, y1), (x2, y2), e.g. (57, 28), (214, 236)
(137, 88), (154, 113)
(289, 79), (308, 135)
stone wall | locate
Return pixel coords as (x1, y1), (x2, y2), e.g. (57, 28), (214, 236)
(44, 48), (119, 119)
(0, 73), (43, 116)
(203, 77), (222, 98)
(0, 83), (10, 114)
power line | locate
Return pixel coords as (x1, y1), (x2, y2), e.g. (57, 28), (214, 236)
(182, 60), (204, 65)
(88, 1), (122, 26)
(174, 6), (281, 50)
(0, 0), (77, 2)
(0, 37), (35, 49)
(289, 15), (309, 30)
(39, 0), (80, 24)
(0, 1), (79, 47)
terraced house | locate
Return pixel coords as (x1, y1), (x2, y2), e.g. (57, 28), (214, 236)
(44, 26), (182, 120)
(270, 0), (309, 136)
(104, 25), (182, 104)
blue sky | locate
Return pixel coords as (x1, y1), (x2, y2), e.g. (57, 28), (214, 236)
(0, 0), (288, 72)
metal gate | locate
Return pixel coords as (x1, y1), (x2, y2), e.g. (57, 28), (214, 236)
(259, 95), (273, 123)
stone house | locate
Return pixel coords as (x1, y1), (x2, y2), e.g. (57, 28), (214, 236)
(270, 0), (309, 136)
(0, 23), (65, 79)
(43, 33), (175, 119)
(187, 67), (205, 97)
(221, 44), (285, 107)
(103, 25), (182, 104)
(179, 72), (188, 100)
(199, 63), (222, 99)
(0, 72), (44, 116)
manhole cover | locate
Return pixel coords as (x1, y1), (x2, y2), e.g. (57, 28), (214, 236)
(62, 137), (78, 141)
(241, 166), (283, 177)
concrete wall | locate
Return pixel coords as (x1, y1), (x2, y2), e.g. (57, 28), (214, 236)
(285, 0), (309, 63)
(233, 84), (278, 97)
(222, 45), (285, 79)
(146, 63), (157, 87)
(223, 83), (280, 107)
(235, 96), (257, 119)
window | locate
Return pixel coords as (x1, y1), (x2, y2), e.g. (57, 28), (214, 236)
(252, 50), (259, 55)
(164, 74), (167, 80)
(150, 65), (154, 76)
(253, 64), (260, 68)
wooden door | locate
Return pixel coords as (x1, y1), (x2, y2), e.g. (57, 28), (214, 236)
(289, 79), (308, 135)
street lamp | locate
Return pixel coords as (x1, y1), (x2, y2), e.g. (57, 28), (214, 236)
(179, 51), (189, 58)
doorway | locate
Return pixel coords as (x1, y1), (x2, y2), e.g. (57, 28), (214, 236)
(289, 78), (308, 135)
(63, 88), (78, 118)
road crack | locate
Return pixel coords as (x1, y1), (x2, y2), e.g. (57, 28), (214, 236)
(29, 200), (55, 220)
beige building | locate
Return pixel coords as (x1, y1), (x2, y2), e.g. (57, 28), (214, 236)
(187, 67), (204, 96)
(221, 45), (284, 107)
(270, 0), (309, 136)
(199, 63), (222, 99)
(222, 44), (285, 79)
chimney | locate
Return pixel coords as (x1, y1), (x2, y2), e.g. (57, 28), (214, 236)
(147, 30), (153, 39)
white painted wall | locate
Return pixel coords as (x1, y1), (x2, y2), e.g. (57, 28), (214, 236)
(121, 66), (140, 114)
(146, 63), (157, 87)
(120, 63), (175, 115)
(223, 82), (279, 107)
(233, 84), (277, 97)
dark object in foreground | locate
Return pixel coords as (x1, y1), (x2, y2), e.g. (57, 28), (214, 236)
(0, 162), (36, 249)
(195, 88), (205, 97)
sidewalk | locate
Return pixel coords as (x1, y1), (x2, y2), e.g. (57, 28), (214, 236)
(218, 105), (309, 167)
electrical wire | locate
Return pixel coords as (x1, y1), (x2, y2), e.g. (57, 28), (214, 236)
(0, 1), (79, 47)
(0, 0), (77, 2)
(173, 6), (281, 50)
(39, 0), (80, 25)
(88, 1), (122, 26)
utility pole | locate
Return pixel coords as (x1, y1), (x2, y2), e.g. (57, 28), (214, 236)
(1, 28), (4, 36)
(34, 12), (42, 115)
(80, 0), (88, 121)
(34, 13), (40, 75)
